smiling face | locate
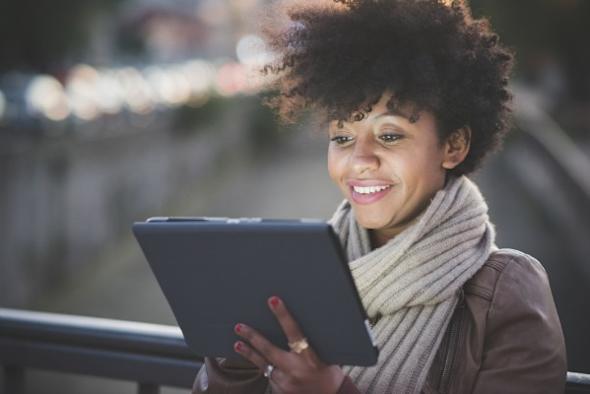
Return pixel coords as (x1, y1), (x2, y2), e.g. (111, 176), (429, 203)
(327, 93), (467, 247)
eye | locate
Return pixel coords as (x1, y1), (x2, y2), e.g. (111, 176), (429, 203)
(330, 135), (353, 145)
(379, 133), (403, 143)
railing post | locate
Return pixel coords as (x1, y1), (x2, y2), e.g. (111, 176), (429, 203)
(138, 382), (160, 394)
(4, 365), (25, 394)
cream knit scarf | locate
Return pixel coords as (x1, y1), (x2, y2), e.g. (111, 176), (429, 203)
(328, 175), (496, 393)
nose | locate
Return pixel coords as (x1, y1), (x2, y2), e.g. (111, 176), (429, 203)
(350, 136), (379, 174)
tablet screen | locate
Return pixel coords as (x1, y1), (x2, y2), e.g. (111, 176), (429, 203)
(133, 217), (378, 366)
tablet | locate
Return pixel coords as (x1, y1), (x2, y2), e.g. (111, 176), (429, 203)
(132, 217), (378, 366)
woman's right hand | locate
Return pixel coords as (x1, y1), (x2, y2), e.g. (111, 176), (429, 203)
(233, 296), (346, 394)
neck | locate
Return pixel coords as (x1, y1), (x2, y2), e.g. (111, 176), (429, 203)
(369, 229), (392, 249)
(369, 224), (410, 249)
(368, 204), (429, 249)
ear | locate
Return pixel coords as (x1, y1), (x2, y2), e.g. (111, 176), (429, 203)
(442, 126), (471, 170)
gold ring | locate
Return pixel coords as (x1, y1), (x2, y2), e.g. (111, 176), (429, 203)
(288, 337), (309, 354)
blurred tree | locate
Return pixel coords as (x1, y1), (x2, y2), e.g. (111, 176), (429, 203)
(471, 0), (590, 101)
(0, 0), (124, 73)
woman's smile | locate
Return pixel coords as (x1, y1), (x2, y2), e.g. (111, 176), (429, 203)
(348, 180), (394, 205)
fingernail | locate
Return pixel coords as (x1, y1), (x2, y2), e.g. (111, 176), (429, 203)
(234, 323), (243, 333)
(269, 296), (280, 308)
(234, 341), (243, 352)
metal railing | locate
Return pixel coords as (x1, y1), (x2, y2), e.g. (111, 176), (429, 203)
(569, 373), (590, 393)
(0, 308), (202, 393)
(1, 308), (590, 393)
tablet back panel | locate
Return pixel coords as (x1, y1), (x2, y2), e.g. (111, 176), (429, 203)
(133, 219), (378, 366)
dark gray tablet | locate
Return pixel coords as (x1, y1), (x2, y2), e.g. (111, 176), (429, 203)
(132, 217), (378, 366)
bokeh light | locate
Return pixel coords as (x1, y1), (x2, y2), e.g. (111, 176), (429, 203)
(95, 70), (125, 115)
(25, 75), (70, 121)
(182, 60), (214, 107)
(66, 64), (101, 121)
(145, 66), (184, 107)
(236, 34), (273, 67)
(215, 62), (247, 97)
(8, 56), (270, 126)
(116, 67), (156, 115)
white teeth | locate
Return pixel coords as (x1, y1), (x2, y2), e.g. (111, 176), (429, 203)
(353, 185), (392, 194)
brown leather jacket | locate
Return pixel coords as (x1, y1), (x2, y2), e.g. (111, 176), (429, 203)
(192, 249), (567, 394)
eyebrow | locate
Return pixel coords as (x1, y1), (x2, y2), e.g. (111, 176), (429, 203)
(332, 108), (412, 128)
(375, 108), (408, 119)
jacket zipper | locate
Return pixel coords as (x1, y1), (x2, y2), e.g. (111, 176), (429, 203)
(438, 289), (465, 393)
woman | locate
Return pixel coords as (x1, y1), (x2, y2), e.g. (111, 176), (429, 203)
(193, 0), (567, 393)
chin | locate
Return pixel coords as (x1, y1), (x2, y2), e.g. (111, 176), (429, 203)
(354, 214), (388, 230)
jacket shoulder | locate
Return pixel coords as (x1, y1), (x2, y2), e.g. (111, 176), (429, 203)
(465, 248), (567, 394)
(464, 248), (548, 301)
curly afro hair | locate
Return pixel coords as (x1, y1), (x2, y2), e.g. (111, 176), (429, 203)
(261, 0), (515, 175)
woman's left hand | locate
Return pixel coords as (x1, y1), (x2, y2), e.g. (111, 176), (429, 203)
(233, 296), (345, 394)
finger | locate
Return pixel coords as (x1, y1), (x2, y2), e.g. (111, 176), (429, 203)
(267, 367), (287, 386)
(233, 340), (269, 371)
(268, 296), (323, 366)
(267, 296), (305, 343)
(235, 341), (288, 387)
(234, 323), (289, 368)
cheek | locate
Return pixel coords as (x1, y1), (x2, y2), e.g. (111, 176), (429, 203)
(327, 148), (342, 183)
(402, 149), (446, 194)
(390, 150), (443, 193)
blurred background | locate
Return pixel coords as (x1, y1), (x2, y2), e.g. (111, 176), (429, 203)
(0, 0), (589, 392)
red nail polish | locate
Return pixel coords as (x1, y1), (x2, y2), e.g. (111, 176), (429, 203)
(235, 323), (242, 333)
(270, 296), (280, 308)
(234, 342), (242, 352)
